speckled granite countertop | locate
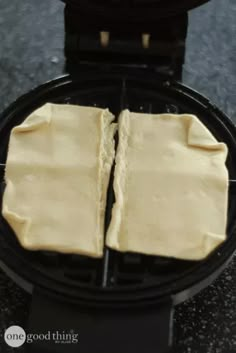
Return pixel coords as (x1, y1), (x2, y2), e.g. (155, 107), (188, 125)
(0, 1), (236, 352)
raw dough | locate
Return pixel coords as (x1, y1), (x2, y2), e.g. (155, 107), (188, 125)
(106, 111), (228, 260)
(3, 103), (116, 257)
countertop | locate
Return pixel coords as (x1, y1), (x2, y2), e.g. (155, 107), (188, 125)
(0, 1), (236, 352)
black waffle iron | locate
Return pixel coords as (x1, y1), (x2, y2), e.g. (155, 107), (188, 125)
(0, 1), (236, 353)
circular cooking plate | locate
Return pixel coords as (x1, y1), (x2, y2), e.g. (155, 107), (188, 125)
(62, 0), (209, 22)
(0, 73), (236, 308)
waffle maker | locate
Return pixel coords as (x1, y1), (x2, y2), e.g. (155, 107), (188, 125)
(0, 1), (236, 352)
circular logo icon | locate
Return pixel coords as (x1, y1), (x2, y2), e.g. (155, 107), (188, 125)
(4, 325), (26, 347)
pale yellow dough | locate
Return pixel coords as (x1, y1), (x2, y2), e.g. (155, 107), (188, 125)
(106, 111), (228, 260)
(3, 103), (116, 257)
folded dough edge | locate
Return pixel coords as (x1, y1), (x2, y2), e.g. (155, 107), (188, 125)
(95, 108), (117, 256)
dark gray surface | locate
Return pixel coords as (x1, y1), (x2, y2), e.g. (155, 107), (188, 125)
(0, 1), (236, 352)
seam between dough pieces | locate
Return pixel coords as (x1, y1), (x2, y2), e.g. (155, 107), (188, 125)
(106, 109), (130, 250)
(96, 109), (116, 256)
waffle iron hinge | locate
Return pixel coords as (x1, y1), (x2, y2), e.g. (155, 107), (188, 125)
(100, 31), (150, 49)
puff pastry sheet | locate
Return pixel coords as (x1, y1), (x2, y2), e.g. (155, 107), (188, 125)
(3, 103), (116, 257)
(106, 111), (228, 260)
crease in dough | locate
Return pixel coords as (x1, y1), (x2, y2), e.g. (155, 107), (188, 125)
(106, 111), (228, 260)
(3, 103), (116, 257)
(3, 205), (31, 248)
(13, 102), (52, 132)
(186, 114), (227, 152)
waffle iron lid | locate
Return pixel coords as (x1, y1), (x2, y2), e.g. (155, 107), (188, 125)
(61, 0), (210, 21)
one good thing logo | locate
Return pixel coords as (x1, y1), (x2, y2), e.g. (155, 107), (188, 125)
(4, 326), (79, 347)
